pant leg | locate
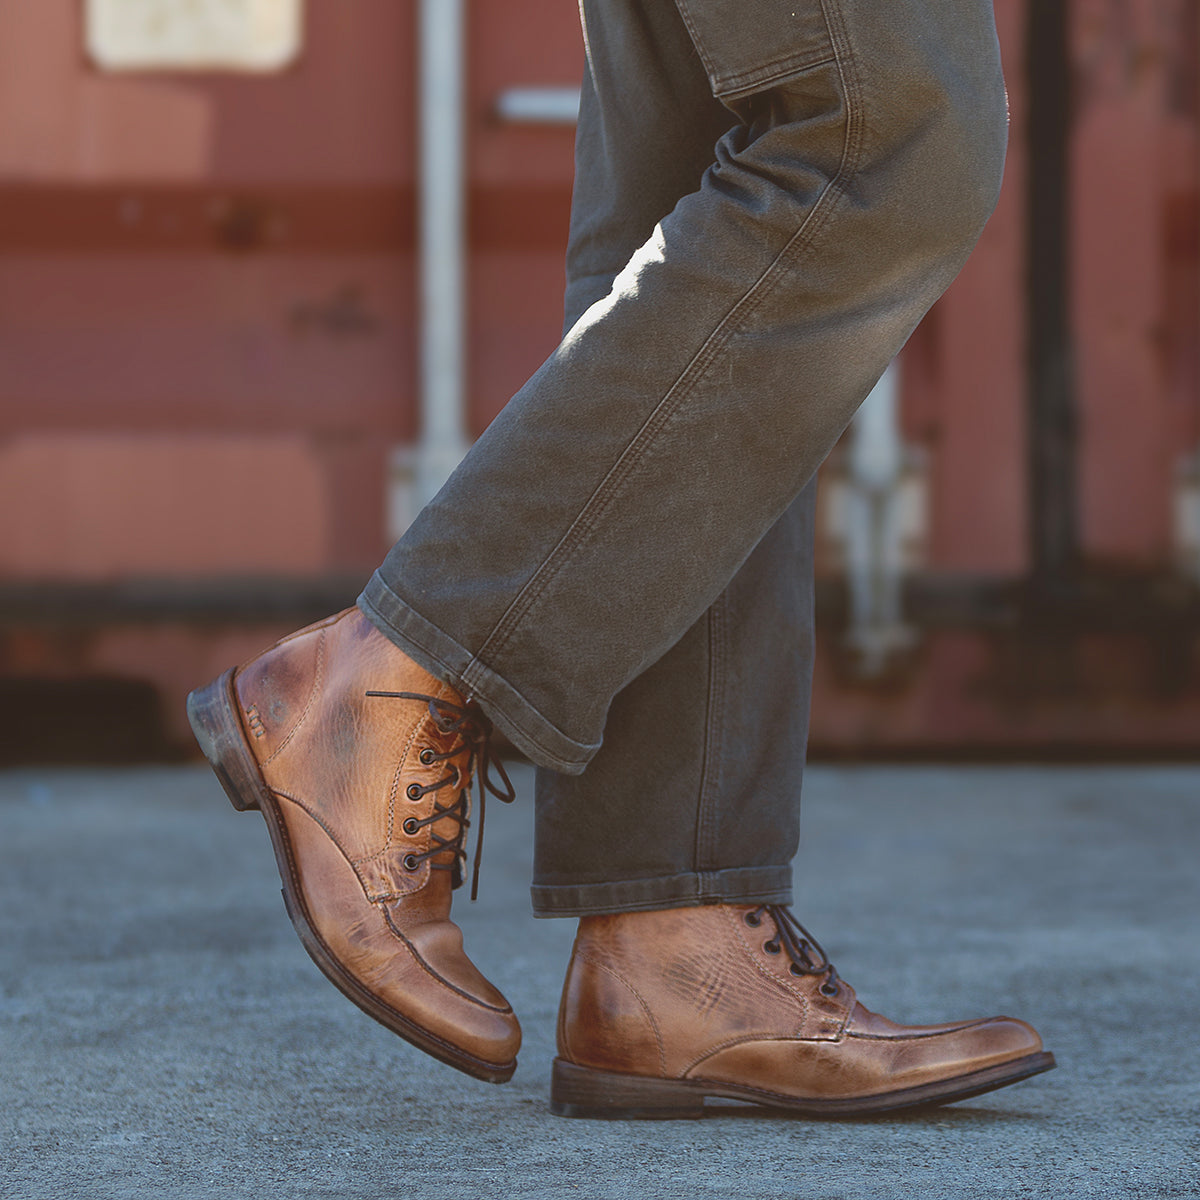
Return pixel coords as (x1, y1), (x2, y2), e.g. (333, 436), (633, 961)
(360, 0), (1008, 775)
(530, 0), (816, 916)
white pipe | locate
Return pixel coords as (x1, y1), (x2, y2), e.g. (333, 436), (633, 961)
(495, 86), (582, 125)
(416, 0), (469, 508)
(848, 361), (902, 492)
(842, 361), (916, 674)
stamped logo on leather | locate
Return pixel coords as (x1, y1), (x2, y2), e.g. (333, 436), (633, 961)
(245, 704), (267, 739)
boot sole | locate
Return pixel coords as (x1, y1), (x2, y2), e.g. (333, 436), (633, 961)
(549, 1050), (1056, 1119)
(186, 668), (517, 1085)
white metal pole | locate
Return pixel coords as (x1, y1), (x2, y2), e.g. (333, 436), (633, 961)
(416, 0), (469, 509)
(843, 361), (915, 673)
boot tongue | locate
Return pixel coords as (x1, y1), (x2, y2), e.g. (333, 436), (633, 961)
(413, 697), (516, 899)
(428, 773), (470, 886)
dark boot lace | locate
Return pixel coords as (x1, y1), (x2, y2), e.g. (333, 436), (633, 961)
(743, 904), (841, 997)
(365, 690), (516, 900)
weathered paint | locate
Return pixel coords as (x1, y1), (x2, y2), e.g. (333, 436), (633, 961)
(0, 0), (1197, 756)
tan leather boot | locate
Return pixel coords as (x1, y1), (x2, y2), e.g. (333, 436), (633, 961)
(187, 607), (520, 1082)
(551, 904), (1054, 1117)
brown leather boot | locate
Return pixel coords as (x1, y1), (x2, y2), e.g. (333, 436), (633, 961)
(551, 904), (1054, 1117)
(187, 607), (520, 1082)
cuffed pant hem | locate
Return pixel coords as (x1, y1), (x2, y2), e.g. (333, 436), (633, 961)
(530, 865), (793, 918)
(358, 573), (599, 775)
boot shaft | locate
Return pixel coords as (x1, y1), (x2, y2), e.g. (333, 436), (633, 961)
(557, 905), (854, 1078)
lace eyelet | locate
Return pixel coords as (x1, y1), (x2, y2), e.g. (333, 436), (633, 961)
(820, 982), (839, 997)
(402, 817), (420, 836)
(419, 748), (436, 765)
(743, 912), (761, 928)
(402, 853), (419, 871)
(763, 940), (781, 955)
(406, 783), (423, 801)
(789, 963), (804, 977)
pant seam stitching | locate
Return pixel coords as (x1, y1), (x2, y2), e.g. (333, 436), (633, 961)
(695, 597), (726, 872)
(463, 25), (863, 683)
(530, 865), (795, 913)
(531, 880), (795, 918)
(673, 0), (836, 97)
(716, 53), (838, 100)
(672, 0), (717, 88)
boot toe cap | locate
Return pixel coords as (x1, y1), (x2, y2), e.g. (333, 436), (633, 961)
(276, 792), (522, 1078)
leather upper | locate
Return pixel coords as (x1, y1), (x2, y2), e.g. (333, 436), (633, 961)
(557, 904), (1042, 1100)
(233, 607), (520, 1068)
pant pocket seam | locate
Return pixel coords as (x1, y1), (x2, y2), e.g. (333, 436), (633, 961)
(673, 0), (836, 101)
(714, 52), (837, 101)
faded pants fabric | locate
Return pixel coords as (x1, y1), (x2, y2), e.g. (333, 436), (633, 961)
(359, 0), (1008, 916)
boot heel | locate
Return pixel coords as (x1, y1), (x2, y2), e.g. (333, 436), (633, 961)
(549, 1058), (704, 1120)
(186, 669), (268, 814)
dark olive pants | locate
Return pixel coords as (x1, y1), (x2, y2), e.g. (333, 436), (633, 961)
(360, 0), (1008, 915)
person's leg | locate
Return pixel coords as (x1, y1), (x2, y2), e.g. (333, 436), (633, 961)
(532, 498), (815, 913)
(521, 0), (1052, 1119)
(359, 0), (1010, 781)
(531, 0), (817, 917)
(190, 0), (1056, 1106)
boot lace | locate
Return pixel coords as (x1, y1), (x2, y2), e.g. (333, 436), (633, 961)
(743, 905), (841, 997)
(365, 690), (516, 900)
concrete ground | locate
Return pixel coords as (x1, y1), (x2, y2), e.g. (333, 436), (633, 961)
(1, 763), (1197, 1200)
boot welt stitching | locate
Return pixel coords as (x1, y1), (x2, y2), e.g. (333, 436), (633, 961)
(681, 1029), (841, 1078)
(259, 786), (514, 1068)
(271, 787), (424, 897)
(846, 1020), (993, 1042)
(381, 907), (514, 1015)
(271, 787), (356, 868)
(723, 906), (812, 1027)
(262, 628), (326, 767)
(573, 951), (667, 1077)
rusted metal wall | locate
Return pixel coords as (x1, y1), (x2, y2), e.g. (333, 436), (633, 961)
(809, 0), (1200, 754)
(0, 0), (1197, 759)
(0, 0), (582, 758)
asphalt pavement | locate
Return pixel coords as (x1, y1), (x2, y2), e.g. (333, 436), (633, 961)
(1, 762), (1197, 1200)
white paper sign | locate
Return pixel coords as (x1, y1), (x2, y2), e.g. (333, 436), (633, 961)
(86, 0), (304, 72)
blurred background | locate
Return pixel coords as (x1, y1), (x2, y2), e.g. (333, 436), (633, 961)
(1, 0), (1198, 765)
